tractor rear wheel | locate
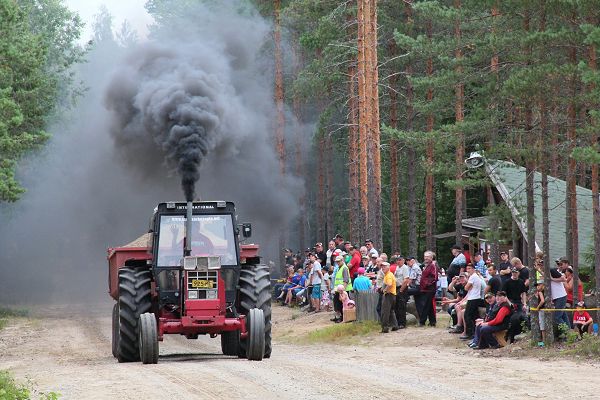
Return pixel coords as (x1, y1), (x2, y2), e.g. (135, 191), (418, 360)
(246, 308), (265, 361)
(111, 303), (119, 358)
(117, 268), (152, 363)
(237, 264), (271, 359)
(139, 313), (159, 364)
(220, 331), (240, 356)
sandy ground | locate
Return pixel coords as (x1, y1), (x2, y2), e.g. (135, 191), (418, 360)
(1, 302), (599, 400)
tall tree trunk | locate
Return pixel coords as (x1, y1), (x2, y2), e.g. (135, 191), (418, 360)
(273, 0), (285, 174)
(274, 0), (286, 261)
(405, 0), (417, 257)
(425, 20), (436, 252)
(358, 0), (382, 248)
(388, 41), (400, 253)
(347, 10), (360, 244)
(317, 137), (326, 241)
(357, 0), (369, 244)
(551, 103), (560, 177)
(538, 0), (554, 344)
(487, 1), (500, 264)
(567, 39), (580, 301)
(523, 10), (540, 342)
(369, 0), (383, 249)
(326, 135), (335, 240)
(454, 0), (464, 248)
(292, 40), (305, 251)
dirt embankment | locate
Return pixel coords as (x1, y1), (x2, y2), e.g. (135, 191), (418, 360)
(0, 303), (599, 400)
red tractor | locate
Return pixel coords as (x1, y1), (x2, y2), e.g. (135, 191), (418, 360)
(107, 201), (271, 363)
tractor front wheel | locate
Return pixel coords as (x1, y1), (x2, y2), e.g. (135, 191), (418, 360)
(117, 268), (152, 363)
(237, 264), (271, 359)
(246, 308), (265, 361)
(139, 313), (159, 364)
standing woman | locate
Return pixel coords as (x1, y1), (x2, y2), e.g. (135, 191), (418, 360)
(418, 250), (438, 327)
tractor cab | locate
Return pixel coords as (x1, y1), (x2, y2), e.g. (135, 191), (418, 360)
(150, 201), (244, 310)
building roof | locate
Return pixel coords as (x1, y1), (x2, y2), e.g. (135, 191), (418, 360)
(487, 160), (596, 265)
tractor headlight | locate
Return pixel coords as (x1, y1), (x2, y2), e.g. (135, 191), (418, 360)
(188, 290), (198, 299)
(207, 290), (217, 299)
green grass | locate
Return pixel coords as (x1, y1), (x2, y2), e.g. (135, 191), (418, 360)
(0, 370), (31, 400)
(0, 307), (29, 332)
(303, 321), (381, 344)
(563, 335), (600, 357)
(0, 307), (28, 318)
(0, 370), (60, 400)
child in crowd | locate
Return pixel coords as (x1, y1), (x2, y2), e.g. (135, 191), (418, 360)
(535, 283), (546, 346)
(573, 301), (594, 338)
(321, 266), (332, 311)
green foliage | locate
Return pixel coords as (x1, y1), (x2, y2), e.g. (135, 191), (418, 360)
(565, 329), (580, 344)
(558, 322), (570, 341)
(0, 370), (60, 400)
(0, 371), (30, 400)
(0, 0), (84, 202)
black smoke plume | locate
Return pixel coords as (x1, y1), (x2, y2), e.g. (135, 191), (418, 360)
(105, 46), (223, 201)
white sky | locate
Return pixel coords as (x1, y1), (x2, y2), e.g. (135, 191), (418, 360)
(63, 0), (153, 43)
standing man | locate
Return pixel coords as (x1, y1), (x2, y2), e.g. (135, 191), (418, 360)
(380, 262), (397, 333)
(315, 242), (327, 267)
(511, 257), (530, 287)
(461, 263), (485, 340)
(326, 240), (336, 269)
(309, 253), (323, 312)
(394, 256), (410, 329)
(473, 252), (489, 280)
(485, 264), (502, 295)
(417, 251), (438, 327)
(365, 239), (379, 258)
(549, 263), (570, 328)
(502, 267), (528, 343)
(331, 255), (352, 322)
(334, 234), (345, 252)
(447, 245), (467, 285)
(348, 245), (361, 282)
(497, 251), (512, 285)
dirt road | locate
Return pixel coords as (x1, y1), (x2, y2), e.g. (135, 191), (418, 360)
(1, 303), (599, 400)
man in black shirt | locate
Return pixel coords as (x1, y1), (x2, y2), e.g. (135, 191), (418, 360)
(502, 268), (527, 343)
(314, 242), (327, 266)
(497, 251), (512, 284)
(511, 257), (530, 287)
(486, 264), (502, 295)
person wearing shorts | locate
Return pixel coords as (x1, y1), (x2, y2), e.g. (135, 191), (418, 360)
(308, 253), (323, 312)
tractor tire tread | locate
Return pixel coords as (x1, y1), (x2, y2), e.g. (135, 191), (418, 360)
(117, 267), (152, 363)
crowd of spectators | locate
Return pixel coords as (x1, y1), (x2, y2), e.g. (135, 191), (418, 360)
(273, 237), (596, 347)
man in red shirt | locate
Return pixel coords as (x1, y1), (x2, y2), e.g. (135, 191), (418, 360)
(573, 301), (594, 337)
(348, 245), (361, 283)
(475, 291), (513, 349)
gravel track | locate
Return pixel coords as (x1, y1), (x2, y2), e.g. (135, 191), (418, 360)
(0, 303), (599, 399)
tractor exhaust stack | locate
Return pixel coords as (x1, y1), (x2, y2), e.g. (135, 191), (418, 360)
(185, 201), (193, 257)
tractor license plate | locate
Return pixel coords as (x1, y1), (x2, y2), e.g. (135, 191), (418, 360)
(192, 279), (213, 289)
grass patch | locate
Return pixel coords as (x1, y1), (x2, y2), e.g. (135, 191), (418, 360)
(0, 307), (29, 332)
(563, 335), (600, 357)
(303, 321), (381, 344)
(0, 370), (60, 400)
(0, 307), (29, 318)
